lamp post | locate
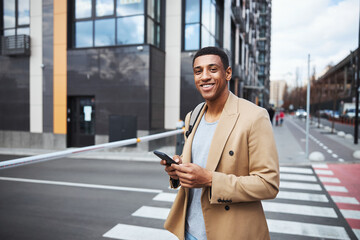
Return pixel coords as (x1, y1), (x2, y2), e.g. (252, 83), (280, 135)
(355, 1), (360, 144)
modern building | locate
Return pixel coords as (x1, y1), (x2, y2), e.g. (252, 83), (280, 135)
(0, 0), (272, 150)
(269, 80), (286, 108)
(310, 48), (359, 113)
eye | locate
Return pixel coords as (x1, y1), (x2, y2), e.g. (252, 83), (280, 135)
(210, 68), (217, 72)
(194, 69), (202, 75)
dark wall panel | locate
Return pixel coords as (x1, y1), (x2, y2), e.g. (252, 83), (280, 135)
(0, 56), (30, 131)
(43, 0), (54, 133)
(67, 46), (152, 135)
(150, 46), (165, 130)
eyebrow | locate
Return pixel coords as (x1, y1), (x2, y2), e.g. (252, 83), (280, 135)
(193, 63), (220, 69)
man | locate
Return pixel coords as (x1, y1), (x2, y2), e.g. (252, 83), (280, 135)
(160, 47), (279, 240)
(267, 105), (275, 124)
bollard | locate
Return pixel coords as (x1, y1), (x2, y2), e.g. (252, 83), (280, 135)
(176, 120), (185, 155)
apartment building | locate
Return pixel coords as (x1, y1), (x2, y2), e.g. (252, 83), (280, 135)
(0, 0), (272, 149)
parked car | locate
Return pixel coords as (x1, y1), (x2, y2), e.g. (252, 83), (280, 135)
(344, 108), (360, 119)
(295, 109), (307, 118)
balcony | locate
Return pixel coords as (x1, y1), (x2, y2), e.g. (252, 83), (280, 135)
(232, 6), (246, 32)
(233, 64), (246, 82)
(1, 35), (30, 56)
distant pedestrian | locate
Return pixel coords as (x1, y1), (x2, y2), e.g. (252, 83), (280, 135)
(280, 111), (285, 126)
(267, 106), (275, 125)
(275, 113), (279, 126)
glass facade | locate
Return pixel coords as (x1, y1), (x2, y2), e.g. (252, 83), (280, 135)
(2, 0), (30, 36)
(72, 0), (163, 48)
(183, 0), (223, 51)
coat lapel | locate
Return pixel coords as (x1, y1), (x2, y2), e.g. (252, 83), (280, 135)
(206, 93), (239, 171)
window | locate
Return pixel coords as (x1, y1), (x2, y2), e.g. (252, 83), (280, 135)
(183, 0), (223, 51)
(2, 0), (30, 36)
(72, 0), (163, 48)
(259, 28), (266, 38)
(258, 52), (265, 63)
(257, 40), (265, 51)
(258, 65), (265, 76)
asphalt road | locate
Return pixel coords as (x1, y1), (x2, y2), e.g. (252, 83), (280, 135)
(1, 118), (359, 240)
(0, 158), (172, 240)
(286, 118), (357, 163)
(0, 154), (358, 240)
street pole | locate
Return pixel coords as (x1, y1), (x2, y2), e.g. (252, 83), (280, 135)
(306, 54), (310, 158)
(355, 1), (360, 144)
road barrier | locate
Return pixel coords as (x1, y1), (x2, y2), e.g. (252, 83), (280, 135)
(0, 129), (184, 170)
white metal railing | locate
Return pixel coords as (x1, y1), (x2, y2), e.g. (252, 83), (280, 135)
(0, 129), (184, 170)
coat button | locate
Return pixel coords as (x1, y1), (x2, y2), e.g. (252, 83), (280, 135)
(225, 205), (230, 211)
(218, 199), (222, 203)
(229, 150), (234, 156)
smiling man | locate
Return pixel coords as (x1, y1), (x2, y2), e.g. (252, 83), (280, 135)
(161, 47), (279, 240)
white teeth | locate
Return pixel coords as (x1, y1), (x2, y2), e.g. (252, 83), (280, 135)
(202, 84), (213, 88)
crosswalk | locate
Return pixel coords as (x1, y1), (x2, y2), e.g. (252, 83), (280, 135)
(103, 166), (358, 240)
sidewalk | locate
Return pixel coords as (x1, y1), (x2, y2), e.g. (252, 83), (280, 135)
(272, 120), (308, 165)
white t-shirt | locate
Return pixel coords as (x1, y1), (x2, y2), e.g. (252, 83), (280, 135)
(186, 114), (218, 240)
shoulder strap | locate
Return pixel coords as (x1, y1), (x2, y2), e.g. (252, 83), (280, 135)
(185, 102), (205, 138)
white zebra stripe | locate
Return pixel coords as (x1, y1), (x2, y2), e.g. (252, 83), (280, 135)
(263, 202), (338, 218)
(267, 219), (349, 239)
(103, 224), (177, 240)
(276, 191), (328, 202)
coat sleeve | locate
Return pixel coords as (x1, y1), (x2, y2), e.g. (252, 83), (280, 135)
(210, 109), (279, 203)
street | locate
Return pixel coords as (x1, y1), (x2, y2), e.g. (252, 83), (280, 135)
(0, 116), (359, 240)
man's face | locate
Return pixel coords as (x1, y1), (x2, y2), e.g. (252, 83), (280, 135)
(193, 54), (232, 102)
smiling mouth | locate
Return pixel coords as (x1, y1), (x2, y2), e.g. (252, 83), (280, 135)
(201, 83), (215, 89)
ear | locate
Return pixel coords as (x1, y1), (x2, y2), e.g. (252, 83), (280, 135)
(225, 66), (232, 82)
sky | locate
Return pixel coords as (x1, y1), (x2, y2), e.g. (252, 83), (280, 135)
(270, 0), (359, 87)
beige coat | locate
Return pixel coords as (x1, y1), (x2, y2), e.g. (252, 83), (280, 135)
(164, 93), (279, 240)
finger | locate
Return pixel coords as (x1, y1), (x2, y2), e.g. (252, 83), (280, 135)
(176, 171), (194, 181)
(160, 160), (167, 166)
(173, 155), (182, 164)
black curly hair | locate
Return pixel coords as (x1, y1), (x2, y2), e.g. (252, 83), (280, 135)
(192, 46), (229, 70)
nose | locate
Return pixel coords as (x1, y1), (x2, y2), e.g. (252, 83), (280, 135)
(201, 69), (211, 81)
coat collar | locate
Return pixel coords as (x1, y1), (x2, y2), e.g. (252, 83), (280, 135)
(184, 92), (240, 171)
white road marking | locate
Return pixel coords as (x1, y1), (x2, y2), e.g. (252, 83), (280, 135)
(280, 167), (313, 174)
(353, 229), (360, 240)
(280, 173), (317, 182)
(319, 177), (341, 183)
(153, 192), (177, 202)
(312, 163), (328, 169)
(132, 206), (170, 220)
(267, 219), (350, 240)
(262, 202), (338, 218)
(315, 169), (334, 175)
(103, 224), (178, 240)
(331, 196), (359, 205)
(325, 185), (348, 193)
(280, 181), (322, 191)
(276, 191), (329, 202)
(340, 209), (360, 220)
(0, 177), (162, 193)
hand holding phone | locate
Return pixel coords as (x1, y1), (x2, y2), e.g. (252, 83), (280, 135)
(153, 150), (178, 166)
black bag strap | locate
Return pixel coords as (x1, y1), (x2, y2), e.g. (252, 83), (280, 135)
(185, 102), (205, 138)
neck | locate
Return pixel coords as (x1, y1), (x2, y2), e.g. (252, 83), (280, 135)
(205, 90), (229, 122)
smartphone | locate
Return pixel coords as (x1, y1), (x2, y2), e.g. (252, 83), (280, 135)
(153, 150), (178, 166)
